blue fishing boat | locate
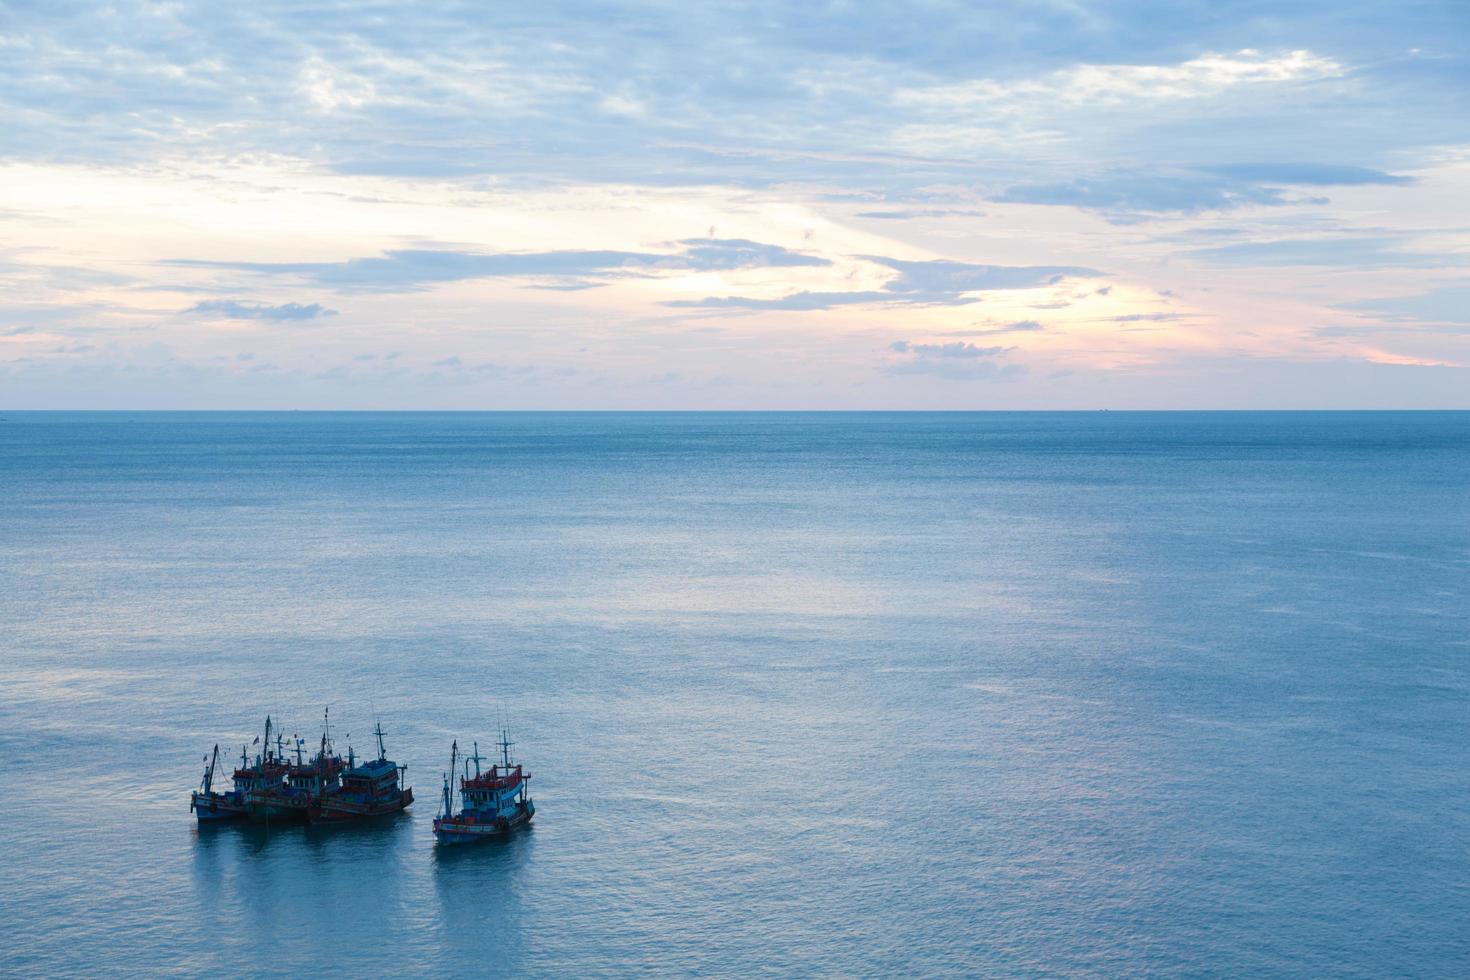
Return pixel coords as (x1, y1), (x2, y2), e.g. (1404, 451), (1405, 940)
(190, 716), (289, 822)
(245, 708), (344, 824)
(309, 722), (414, 823)
(432, 732), (535, 845)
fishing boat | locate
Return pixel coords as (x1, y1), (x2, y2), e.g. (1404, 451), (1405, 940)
(245, 708), (345, 824)
(308, 722), (413, 823)
(432, 732), (535, 845)
(190, 716), (289, 822)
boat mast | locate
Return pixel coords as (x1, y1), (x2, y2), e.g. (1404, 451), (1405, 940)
(374, 721), (387, 762)
(469, 741), (484, 777)
(264, 715), (273, 762)
(201, 744), (218, 794)
(449, 740), (459, 813)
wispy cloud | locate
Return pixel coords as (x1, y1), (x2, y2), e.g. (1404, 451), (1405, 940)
(889, 340), (1009, 358)
(187, 300), (338, 320)
(996, 170), (1293, 218)
(168, 239), (827, 293)
(1339, 283), (1470, 324)
(883, 338), (1023, 380)
(1185, 236), (1460, 268)
(999, 163), (1414, 221)
(1202, 164), (1414, 187)
(950, 320), (1045, 336)
(1110, 313), (1193, 323)
(669, 258), (1096, 311)
(855, 208), (987, 220)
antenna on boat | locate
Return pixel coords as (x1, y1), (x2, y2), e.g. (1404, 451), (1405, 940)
(498, 726), (514, 768)
(270, 680), (282, 754)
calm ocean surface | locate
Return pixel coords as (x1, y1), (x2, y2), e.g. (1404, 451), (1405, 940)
(1, 412), (1466, 977)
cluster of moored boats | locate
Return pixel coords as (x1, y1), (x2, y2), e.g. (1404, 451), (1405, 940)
(190, 710), (534, 846)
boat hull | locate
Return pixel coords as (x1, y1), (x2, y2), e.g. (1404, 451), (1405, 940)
(433, 800), (534, 845)
(191, 791), (246, 822)
(308, 788), (414, 824)
(244, 794), (312, 824)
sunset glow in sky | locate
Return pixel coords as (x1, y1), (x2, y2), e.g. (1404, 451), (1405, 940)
(2, 2), (1467, 408)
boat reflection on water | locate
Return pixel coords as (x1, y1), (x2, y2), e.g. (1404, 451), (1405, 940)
(189, 806), (418, 963)
(431, 818), (536, 972)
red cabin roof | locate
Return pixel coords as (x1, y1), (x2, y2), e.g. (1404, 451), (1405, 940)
(462, 765), (528, 791)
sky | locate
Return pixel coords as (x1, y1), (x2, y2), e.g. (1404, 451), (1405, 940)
(1, 1), (1467, 409)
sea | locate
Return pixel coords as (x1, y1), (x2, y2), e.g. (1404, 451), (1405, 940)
(1, 411), (1466, 977)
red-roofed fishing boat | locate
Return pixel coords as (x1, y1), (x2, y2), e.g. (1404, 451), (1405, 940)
(246, 708), (345, 824)
(191, 716), (289, 822)
(432, 731), (535, 845)
(308, 722), (413, 823)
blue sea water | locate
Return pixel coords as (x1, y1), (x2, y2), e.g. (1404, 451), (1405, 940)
(0, 411), (1466, 977)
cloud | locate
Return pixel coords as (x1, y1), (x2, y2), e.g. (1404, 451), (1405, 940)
(950, 320), (1045, 336)
(1185, 236), (1460, 268)
(896, 50), (1343, 110)
(1339, 283), (1470, 324)
(1203, 164), (1414, 186)
(889, 340), (1009, 358)
(678, 239), (829, 270)
(187, 300), (338, 320)
(1111, 313), (1192, 322)
(883, 337), (1024, 380)
(668, 258), (1096, 311)
(667, 290), (894, 311)
(996, 170), (1291, 217)
(992, 159), (1420, 220)
(863, 257), (1096, 294)
(168, 239), (827, 292)
(884, 359), (1024, 381)
(855, 208), (986, 220)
